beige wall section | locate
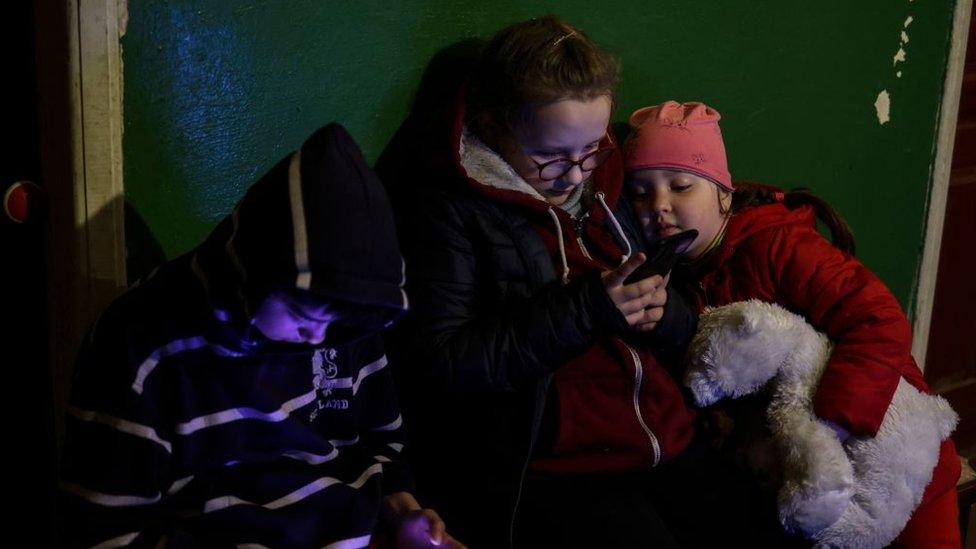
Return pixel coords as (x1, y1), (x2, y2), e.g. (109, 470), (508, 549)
(913, 0), (973, 371)
(79, 0), (127, 290)
(40, 0), (127, 448)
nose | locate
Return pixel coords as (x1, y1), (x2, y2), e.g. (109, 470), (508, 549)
(650, 190), (671, 214)
(299, 321), (328, 345)
(561, 164), (585, 187)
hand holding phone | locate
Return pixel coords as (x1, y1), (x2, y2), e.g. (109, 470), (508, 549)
(623, 229), (698, 285)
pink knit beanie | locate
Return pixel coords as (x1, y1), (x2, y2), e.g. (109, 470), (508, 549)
(624, 101), (733, 191)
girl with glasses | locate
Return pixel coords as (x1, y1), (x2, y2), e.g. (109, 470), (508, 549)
(380, 16), (700, 547)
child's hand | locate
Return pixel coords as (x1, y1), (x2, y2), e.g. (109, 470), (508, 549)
(383, 492), (467, 549)
(602, 252), (669, 332)
(394, 509), (466, 548)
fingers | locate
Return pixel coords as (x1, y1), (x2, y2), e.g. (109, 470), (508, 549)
(624, 302), (665, 326)
(421, 509), (467, 549)
(644, 284), (668, 308)
(618, 285), (668, 317)
(621, 274), (664, 299)
(634, 320), (659, 332)
(603, 252), (645, 287)
(603, 253), (672, 329)
(631, 307), (665, 332)
(423, 509), (445, 545)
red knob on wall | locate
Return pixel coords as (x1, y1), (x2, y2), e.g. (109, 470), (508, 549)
(3, 180), (44, 224)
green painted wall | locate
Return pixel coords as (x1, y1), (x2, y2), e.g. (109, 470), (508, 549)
(122, 0), (957, 313)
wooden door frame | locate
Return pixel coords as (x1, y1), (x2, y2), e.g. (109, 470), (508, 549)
(38, 0), (127, 447)
(913, 0), (973, 370)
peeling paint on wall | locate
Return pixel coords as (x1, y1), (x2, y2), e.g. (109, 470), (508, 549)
(876, 90), (891, 124)
(875, 10), (917, 125)
(894, 47), (907, 66)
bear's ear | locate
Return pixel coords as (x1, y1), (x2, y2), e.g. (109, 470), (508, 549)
(734, 308), (760, 337)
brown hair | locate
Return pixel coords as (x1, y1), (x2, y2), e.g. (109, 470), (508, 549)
(721, 182), (856, 256)
(467, 15), (620, 152)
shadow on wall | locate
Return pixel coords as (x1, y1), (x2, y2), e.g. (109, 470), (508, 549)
(50, 196), (163, 440)
(43, 195), (140, 536)
(374, 36), (638, 197)
(126, 200), (168, 286)
(375, 38), (485, 200)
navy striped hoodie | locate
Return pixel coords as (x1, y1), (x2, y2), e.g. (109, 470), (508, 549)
(59, 123), (411, 548)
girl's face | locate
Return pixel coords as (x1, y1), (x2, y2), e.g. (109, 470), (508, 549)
(504, 96), (612, 206)
(629, 168), (731, 259)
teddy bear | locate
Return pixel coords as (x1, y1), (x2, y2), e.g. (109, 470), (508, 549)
(684, 299), (957, 548)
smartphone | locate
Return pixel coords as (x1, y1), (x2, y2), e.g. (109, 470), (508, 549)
(623, 229), (699, 285)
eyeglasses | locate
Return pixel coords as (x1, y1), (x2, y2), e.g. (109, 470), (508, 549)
(525, 135), (617, 181)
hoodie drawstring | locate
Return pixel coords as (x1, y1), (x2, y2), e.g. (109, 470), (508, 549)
(549, 193), (634, 283)
(595, 191), (632, 265)
(546, 207), (571, 285)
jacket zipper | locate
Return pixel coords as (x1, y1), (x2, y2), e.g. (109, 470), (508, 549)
(508, 451), (531, 547)
(624, 342), (661, 466)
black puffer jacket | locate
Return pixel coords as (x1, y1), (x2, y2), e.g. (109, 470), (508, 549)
(379, 96), (696, 547)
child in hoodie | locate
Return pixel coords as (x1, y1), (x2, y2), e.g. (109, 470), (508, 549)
(59, 124), (463, 548)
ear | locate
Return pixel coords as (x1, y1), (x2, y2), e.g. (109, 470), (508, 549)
(735, 309), (760, 337)
(719, 189), (733, 211)
(685, 367), (725, 406)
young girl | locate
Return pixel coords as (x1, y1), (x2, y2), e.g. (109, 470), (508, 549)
(623, 100), (962, 547)
(379, 17), (701, 548)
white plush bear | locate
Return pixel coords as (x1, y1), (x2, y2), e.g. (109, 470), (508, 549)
(685, 300), (957, 549)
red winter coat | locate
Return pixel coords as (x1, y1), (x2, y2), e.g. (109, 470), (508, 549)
(680, 202), (925, 435)
(676, 200), (960, 544)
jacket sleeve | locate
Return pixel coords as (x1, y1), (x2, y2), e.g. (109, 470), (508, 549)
(762, 223), (910, 436)
(59, 319), (173, 548)
(396, 192), (630, 394)
(357, 344), (415, 497)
